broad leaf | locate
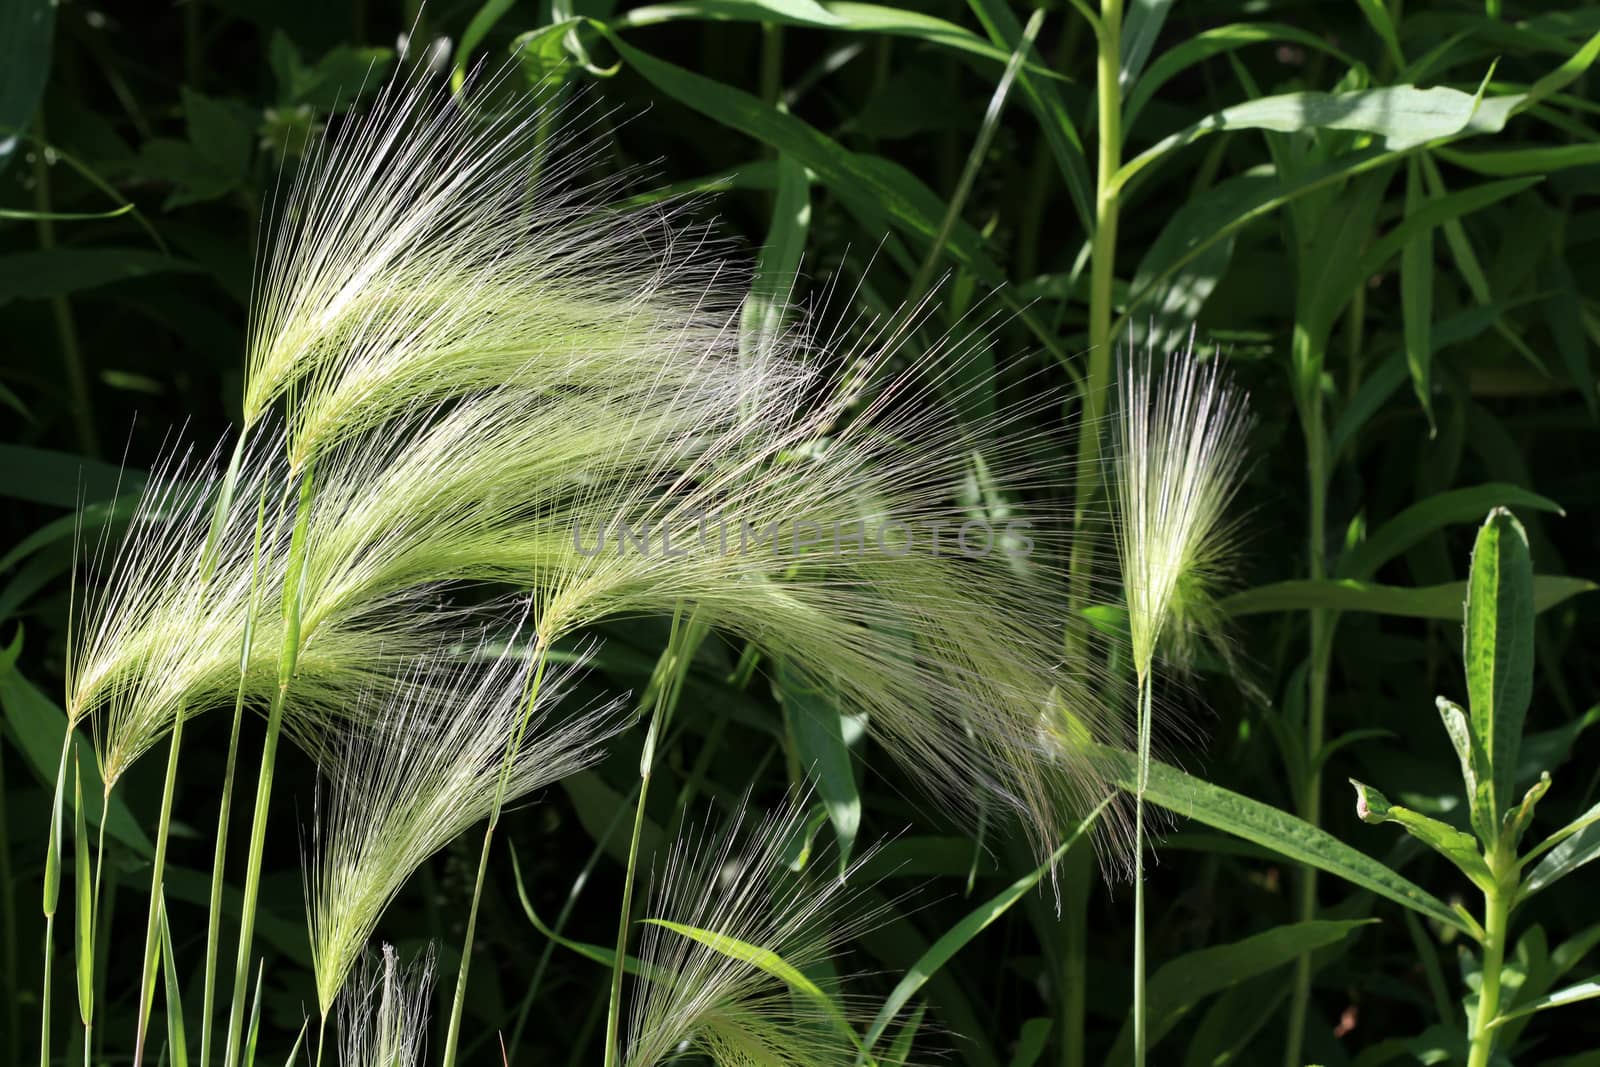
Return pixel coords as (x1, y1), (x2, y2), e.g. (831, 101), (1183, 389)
(1464, 508), (1535, 832)
(1097, 747), (1472, 934)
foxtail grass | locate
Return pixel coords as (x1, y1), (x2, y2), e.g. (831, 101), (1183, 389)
(1112, 339), (1248, 1067)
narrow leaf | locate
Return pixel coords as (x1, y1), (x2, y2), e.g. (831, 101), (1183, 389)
(860, 804), (1103, 1053)
(1097, 747), (1472, 934)
(1220, 575), (1593, 621)
(1336, 485), (1563, 582)
(73, 755), (93, 1025)
(160, 894), (189, 1067)
(1400, 158), (1435, 429)
(779, 662), (861, 872)
(1108, 919), (1373, 1058)
(1350, 780), (1491, 887)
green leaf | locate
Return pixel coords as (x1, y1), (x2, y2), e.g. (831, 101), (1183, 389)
(741, 155), (811, 364)
(618, 1), (1032, 71)
(778, 661), (861, 872)
(1005, 1018), (1051, 1067)
(1108, 919), (1373, 1058)
(1336, 485), (1563, 582)
(510, 845), (645, 976)
(600, 31), (1004, 287)
(0, 249), (199, 305)
(1401, 159), (1435, 429)
(1520, 802), (1600, 901)
(1437, 697), (1497, 847)
(1357, 176), (1540, 285)
(1464, 508), (1536, 831)
(1122, 23), (1362, 132)
(1220, 575), (1594, 621)
(453, 0), (520, 87)
(1490, 979), (1600, 1026)
(0, 0), (54, 174)
(0, 203), (134, 221)
(860, 803), (1103, 1053)
(967, 0), (1092, 234)
(73, 755), (93, 1025)
(642, 918), (867, 1056)
(159, 894), (189, 1067)
(1096, 747), (1473, 935)
(1116, 85), (1492, 191)
(243, 961), (264, 1067)
(1125, 172), (1249, 349)
(1119, 0), (1176, 90)
(1437, 142), (1600, 176)
(1349, 780), (1492, 888)
(0, 445), (145, 509)
(1352, 0), (1405, 67)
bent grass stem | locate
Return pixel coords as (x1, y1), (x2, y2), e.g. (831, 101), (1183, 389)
(438, 641), (554, 1067)
(223, 463), (316, 1067)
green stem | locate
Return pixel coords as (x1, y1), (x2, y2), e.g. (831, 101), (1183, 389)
(41, 916), (55, 1067)
(223, 465), (317, 1067)
(1466, 864), (1514, 1067)
(200, 480), (270, 1067)
(31, 119), (98, 459)
(1065, 0), (1123, 619)
(1062, 8), (1121, 1064)
(603, 606), (698, 1067)
(439, 645), (553, 1067)
(132, 710), (185, 1066)
(1132, 672), (1153, 1067)
(41, 731), (71, 1067)
(1284, 326), (1330, 1067)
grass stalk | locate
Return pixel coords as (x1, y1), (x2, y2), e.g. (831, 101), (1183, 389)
(223, 463), (317, 1067)
(1065, 0), (1123, 614)
(602, 605), (699, 1067)
(41, 731), (71, 1067)
(200, 480), (271, 1067)
(438, 643), (554, 1067)
(1284, 327), (1330, 1067)
(1132, 672), (1153, 1067)
(135, 438), (250, 1067)
(1062, 7), (1122, 1065)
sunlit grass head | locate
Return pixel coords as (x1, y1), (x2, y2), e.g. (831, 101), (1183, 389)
(1112, 338), (1250, 682)
(626, 795), (886, 1067)
(335, 943), (435, 1067)
(305, 622), (626, 1014)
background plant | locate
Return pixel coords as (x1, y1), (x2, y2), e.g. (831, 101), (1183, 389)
(4, 1), (1600, 1065)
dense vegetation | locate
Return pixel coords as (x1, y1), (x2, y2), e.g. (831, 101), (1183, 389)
(3, 1), (1599, 1064)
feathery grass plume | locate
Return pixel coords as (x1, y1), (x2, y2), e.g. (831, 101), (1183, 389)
(73, 51), (1131, 877)
(245, 58), (743, 472)
(1111, 336), (1248, 1067)
(1113, 339), (1249, 683)
(335, 944), (435, 1067)
(66, 428), (447, 785)
(625, 797), (887, 1067)
(305, 624), (625, 1014)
